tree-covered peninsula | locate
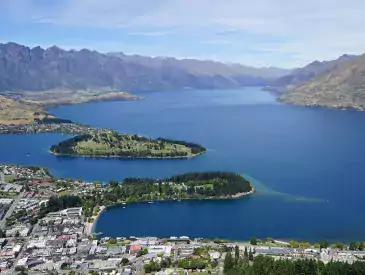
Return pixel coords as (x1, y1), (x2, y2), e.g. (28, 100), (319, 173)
(50, 131), (206, 158)
(88, 172), (254, 207)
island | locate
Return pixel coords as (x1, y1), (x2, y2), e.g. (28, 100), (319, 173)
(49, 131), (206, 158)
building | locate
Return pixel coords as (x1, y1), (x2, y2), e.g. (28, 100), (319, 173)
(129, 245), (142, 255)
(0, 198), (13, 205)
(149, 246), (172, 257)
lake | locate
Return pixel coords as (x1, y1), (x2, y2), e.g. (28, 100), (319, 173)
(1, 87), (365, 242)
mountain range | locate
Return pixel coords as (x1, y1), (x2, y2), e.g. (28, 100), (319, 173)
(2, 41), (365, 112)
(0, 42), (289, 93)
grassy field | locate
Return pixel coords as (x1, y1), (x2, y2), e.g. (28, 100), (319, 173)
(77, 136), (192, 156)
(0, 89), (139, 125)
(15, 88), (139, 106)
(0, 95), (47, 124)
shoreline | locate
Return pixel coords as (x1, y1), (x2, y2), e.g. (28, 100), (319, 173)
(85, 205), (106, 236)
(103, 186), (255, 210)
(49, 150), (206, 159)
(92, 187), (255, 236)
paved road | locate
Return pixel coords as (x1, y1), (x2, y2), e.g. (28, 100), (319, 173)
(0, 191), (24, 228)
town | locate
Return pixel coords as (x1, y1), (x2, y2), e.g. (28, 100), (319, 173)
(0, 123), (104, 135)
(1, 164), (365, 275)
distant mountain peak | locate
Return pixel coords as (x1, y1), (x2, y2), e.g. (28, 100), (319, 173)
(0, 41), (290, 93)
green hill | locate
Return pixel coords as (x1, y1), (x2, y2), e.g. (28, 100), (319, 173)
(50, 131), (206, 158)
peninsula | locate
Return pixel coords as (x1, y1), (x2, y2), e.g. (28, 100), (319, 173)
(0, 164), (253, 229)
(100, 171), (254, 206)
(50, 131), (206, 158)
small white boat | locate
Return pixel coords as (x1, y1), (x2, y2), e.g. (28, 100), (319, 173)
(148, 201), (154, 204)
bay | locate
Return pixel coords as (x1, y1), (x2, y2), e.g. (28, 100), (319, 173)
(1, 87), (365, 242)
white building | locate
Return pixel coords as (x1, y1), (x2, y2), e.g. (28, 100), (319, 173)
(0, 198), (13, 205)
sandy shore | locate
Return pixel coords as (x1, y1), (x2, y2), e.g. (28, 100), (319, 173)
(84, 205), (105, 236)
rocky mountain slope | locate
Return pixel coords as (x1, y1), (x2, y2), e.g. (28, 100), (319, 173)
(268, 54), (356, 93)
(0, 42), (289, 93)
(280, 54), (365, 110)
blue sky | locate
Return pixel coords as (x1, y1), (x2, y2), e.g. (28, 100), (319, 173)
(1, 0), (365, 68)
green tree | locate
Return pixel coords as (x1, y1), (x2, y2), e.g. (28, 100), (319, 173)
(0, 229), (5, 238)
(108, 238), (117, 245)
(244, 247), (248, 258)
(248, 248), (254, 261)
(234, 245), (240, 262)
(290, 240), (299, 248)
(224, 251), (234, 272)
(250, 237), (258, 245)
(121, 258), (129, 266)
(349, 241), (357, 251)
(314, 243), (320, 249)
(320, 240), (329, 249)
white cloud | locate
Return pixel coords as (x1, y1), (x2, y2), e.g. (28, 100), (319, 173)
(3, 0), (365, 67)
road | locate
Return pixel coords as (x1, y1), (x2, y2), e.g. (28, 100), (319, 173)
(0, 191), (24, 228)
(136, 258), (143, 275)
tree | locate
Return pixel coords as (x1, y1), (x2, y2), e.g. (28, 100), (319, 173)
(244, 247), (248, 258)
(290, 240), (299, 248)
(359, 242), (364, 251)
(234, 245), (240, 262)
(250, 237), (258, 245)
(224, 251), (234, 272)
(0, 229), (5, 238)
(349, 241), (357, 251)
(248, 248), (254, 261)
(109, 179), (118, 187)
(137, 248), (148, 257)
(299, 242), (311, 249)
(108, 238), (117, 245)
(333, 243), (346, 250)
(320, 240), (329, 249)
(121, 258), (129, 266)
(314, 243), (320, 249)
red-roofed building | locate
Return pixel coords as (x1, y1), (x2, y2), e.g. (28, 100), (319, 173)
(129, 245), (142, 254)
(57, 235), (71, 242)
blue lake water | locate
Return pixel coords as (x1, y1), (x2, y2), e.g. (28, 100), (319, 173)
(1, 87), (365, 242)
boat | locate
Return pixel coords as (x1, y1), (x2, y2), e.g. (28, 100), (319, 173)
(148, 201), (154, 204)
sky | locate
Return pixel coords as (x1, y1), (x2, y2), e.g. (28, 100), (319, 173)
(1, 0), (365, 68)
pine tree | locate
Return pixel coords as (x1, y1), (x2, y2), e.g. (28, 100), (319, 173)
(235, 245), (240, 263)
(224, 251), (234, 272)
(248, 248), (254, 261)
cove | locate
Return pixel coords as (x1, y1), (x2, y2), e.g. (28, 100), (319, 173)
(1, 87), (365, 242)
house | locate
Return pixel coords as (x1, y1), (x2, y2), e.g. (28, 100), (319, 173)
(0, 198), (13, 205)
(129, 245), (142, 255)
(16, 257), (28, 268)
